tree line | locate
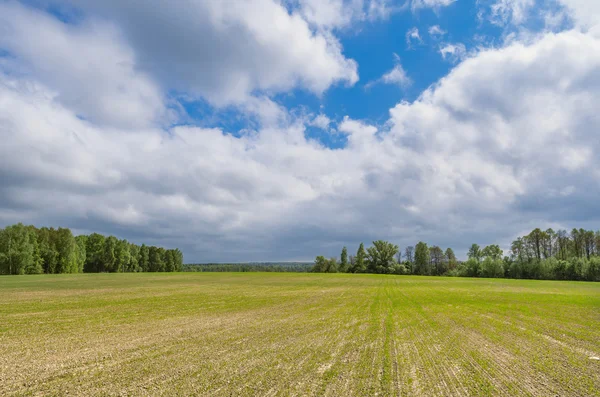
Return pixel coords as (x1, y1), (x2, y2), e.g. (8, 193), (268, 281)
(312, 228), (600, 281)
(0, 223), (183, 275)
(184, 263), (312, 272)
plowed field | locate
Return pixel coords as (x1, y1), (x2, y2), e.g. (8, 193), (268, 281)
(1, 273), (599, 396)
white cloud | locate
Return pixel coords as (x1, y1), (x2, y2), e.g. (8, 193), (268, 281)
(557, 0), (600, 30)
(3, 1), (600, 261)
(366, 54), (411, 88)
(310, 114), (332, 130)
(406, 27), (423, 48)
(428, 25), (447, 37)
(490, 0), (536, 25)
(297, 0), (398, 29)
(381, 66), (412, 87)
(64, 0), (358, 107)
(439, 43), (468, 62)
(412, 0), (456, 11)
(0, 2), (167, 129)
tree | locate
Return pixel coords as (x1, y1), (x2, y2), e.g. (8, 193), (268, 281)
(312, 256), (328, 273)
(114, 239), (131, 273)
(339, 247), (349, 273)
(54, 227), (78, 273)
(311, 256), (337, 273)
(0, 224), (183, 275)
(138, 244), (150, 272)
(481, 257), (504, 278)
(74, 235), (87, 273)
(429, 246), (446, 275)
(414, 242), (431, 275)
(351, 243), (367, 273)
(85, 233), (106, 273)
(128, 243), (140, 272)
(0, 224), (40, 275)
(366, 240), (398, 274)
(445, 248), (457, 270)
(464, 258), (481, 277)
(148, 246), (163, 272)
(482, 244), (503, 261)
(103, 236), (118, 273)
(467, 244), (482, 262)
(528, 228), (543, 261)
(404, 246), (414, 270)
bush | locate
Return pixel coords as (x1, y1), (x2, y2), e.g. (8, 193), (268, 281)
(481, 258), (504, 278)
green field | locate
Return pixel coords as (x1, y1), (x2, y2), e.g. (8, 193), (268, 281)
(1, 273), (599, 396)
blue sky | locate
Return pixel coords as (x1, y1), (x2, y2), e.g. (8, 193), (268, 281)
(1, 0), (600, 262)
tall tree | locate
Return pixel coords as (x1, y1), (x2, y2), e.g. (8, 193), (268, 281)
(482, 244), (503, 261)
(339, 246), (349, 273)
(366, 241), (398, 274)
(103, 236), (118, 273)
(429, 246), (446, 275)
(85, 233), (106, 273)
(414, 242), (431, 275)
(404, 246), (414, 264)
(445, 248), (457, 270)
(467, 244), (482, 262)
(54, 227), (78, 273)
(351, 243), (367, 273)
(138, 244), (150, 272)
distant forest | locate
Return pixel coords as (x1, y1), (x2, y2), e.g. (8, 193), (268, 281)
(312, 228), (600, 281)
(0, 223), (183, 275)
(184, 263), (312, 272)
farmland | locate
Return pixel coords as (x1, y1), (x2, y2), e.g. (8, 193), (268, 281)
(1, 273), (599, 396)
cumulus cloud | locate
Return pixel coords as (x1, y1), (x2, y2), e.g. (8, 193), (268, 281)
(2, 0), (600, 262)
(64, 0), (358, 107)
(0, 2), (167, 129)
(310, 114), (332, 130)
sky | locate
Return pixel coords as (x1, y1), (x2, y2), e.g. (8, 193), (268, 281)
(1, 0), (600, 262)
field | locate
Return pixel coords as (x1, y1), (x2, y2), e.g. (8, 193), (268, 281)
(1, 273), (599, 396)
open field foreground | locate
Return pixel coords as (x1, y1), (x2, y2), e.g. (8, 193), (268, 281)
(1, 274), (599, 396)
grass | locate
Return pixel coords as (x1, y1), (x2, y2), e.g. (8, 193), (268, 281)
(1, 273), (599, 396)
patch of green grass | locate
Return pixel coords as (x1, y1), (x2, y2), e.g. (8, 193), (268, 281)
(1, 273), (599, 396)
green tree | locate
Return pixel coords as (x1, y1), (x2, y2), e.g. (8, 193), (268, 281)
(85, 233), (106, 272)
(414, 242), (431, 275)
(467, 244), (482, 262)
(0, 224), (41, 275)
(430, 246), (447, 275)
(74, 235), (87, 273)
(103, 236), (118, 273)
(481, 257), (504, 278)
(351, 243), (367, 273)
(366, 240), (399, 274)
(464, 258), (481, 277)
(37, 227), (57, 274)
(148, 246), (163, 272)
(54, 228), (78, 273)
(138, 244), (150, 272)
(445, 248), (457, 270)
(114, 239), (131, 273)
(312, 255), (328, 272)
(128, 243), (140, 272)
(482, 244), (503, 261)
(339, 246), (349, 273)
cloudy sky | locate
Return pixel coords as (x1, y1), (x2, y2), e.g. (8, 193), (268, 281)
(1, 0), (599, 262)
